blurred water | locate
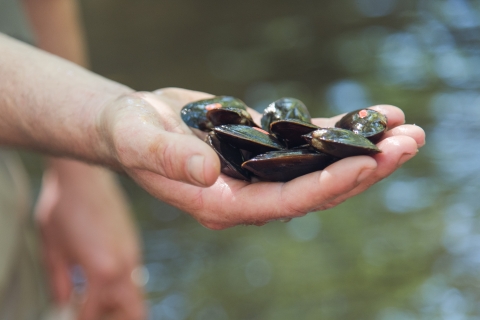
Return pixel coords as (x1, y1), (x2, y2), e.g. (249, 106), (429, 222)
(76, 0), (480, 318)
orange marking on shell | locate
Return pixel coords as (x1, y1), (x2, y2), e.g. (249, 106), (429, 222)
(358, 109), (368, 118)
(253, 127), (269, 135)
(205, 103), (222, 110)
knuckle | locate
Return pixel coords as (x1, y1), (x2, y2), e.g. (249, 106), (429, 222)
(93, 258), (124, 283)
(279, 185), (307, 217)
(114, 92), (147, 106)
(315, 199), (344, 211)
(281, 199), (307, 218)
(126, 91), (150, 100)
(161, 116), (185, 134)
(153, 87), (182, 96)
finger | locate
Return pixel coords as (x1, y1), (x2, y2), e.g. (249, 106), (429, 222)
(382, 124), (426, 147)
(109, 277), (146, 320)
(77, 267), (120, 320)
(312, 105), (406, 129)
(319, 135), (419, 209)
(209, 155), (376, 226)
(78, 269), (146, 320)
(247, 107), (263, 126)
(152, 87), (215, 113)
(276, 155), (377, 215)
(130, 154), (377, 229)
(123, 129), (220, 187)
(369, 105), (405, 129)
(111, 93), (221, 186)
(43, 242), (73, 305)
(77, 285), (102, 320)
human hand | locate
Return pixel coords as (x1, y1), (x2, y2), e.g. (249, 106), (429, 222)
(35, 160), (146, 320)
(97, 88), (425, 229)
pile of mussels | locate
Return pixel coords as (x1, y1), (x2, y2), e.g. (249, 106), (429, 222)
(181, 96), (387, 182)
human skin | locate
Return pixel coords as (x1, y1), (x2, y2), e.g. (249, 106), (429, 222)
(108, 91), (424, 229)
(0, 30), (425, 226)
(35, 163), (144, 320)
(21, 0), (145, 319)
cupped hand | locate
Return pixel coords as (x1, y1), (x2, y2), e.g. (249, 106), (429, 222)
(35, 160), (146, 320)
(99, 88), (425, 229)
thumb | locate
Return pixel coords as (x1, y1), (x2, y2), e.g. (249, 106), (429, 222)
(125, 130), (221, 187)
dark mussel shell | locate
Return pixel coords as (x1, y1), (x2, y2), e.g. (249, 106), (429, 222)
(214, 124), (285, 154)
(242, 149), (336, 182)
(207, 107), (258, 128)
(335, 109), (387, 143)
(270, 119), (319, 148)
(205, 132), (250, 181)
(181, 96), (248, 131)
(303, 128), (381, 158)
(260, 97), (312, 132)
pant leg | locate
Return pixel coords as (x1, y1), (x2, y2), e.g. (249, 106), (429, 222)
(0, 151), (75, 320)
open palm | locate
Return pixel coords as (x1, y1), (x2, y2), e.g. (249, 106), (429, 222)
(100, 88), (425, 230)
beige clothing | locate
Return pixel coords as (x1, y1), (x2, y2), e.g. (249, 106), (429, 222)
(0, 151), (50, 319)
(0, 152), (76, 320)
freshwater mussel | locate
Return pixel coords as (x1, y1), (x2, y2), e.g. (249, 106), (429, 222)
(180, 96), (387, 182)
(181, 96), (250, 131)
(335, 108), (387, 143)
(261, 97), (312, 132)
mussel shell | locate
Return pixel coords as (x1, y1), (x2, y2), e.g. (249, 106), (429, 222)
(181, 96), (248, 131)
(303, 128), (381, 158)
(205, 132), (250, 181)
(270, 119), (319, 147)
(335, 109), (387, 143)
(214, 125), (285, 154)
(261, 97), (312, 132)
(242, 149), (336, 182)
(207, 107), (258, 128)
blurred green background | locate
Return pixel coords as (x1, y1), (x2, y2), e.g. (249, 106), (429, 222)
(23, 0), (480, 319)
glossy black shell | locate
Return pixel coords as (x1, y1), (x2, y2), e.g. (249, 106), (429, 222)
(207, 107), (258, 128)
(260, 98), (312, 132)
(242, 149), (336, 182)
(181, 96), (389, 182)
(335, 109), (387, 143)
(303, 128), (381, 158)
(181, 96), (248, 131)
(270, 119), (319, 148)
(205, 132), (250, 181)
(214, 125), (285, 154)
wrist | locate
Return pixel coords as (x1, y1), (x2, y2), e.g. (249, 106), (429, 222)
(88, 88), (136, 171)
(93, 91), (139, 172)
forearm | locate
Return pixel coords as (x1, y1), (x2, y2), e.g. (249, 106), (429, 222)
(22, 0), (89, 67)
(22, 0), (106, 176)
(0, 33), (133, 167)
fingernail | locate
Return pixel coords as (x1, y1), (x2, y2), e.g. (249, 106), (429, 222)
(357, 168), (374, 183)
(188, 155), (206, 185)
(398, 152), (415, 166)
